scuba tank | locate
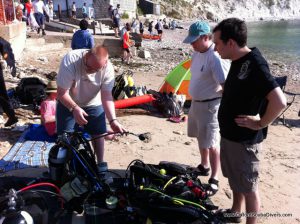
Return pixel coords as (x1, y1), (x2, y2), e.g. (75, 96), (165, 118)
(127, 75), (135, 96)
(0, 189), (34, 224)
(0, 210), (34, 224)
(125, 75), (136, 97)
(48, 144), (68, 185)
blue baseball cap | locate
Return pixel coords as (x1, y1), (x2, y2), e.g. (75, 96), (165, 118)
(183, 21), (211, 44)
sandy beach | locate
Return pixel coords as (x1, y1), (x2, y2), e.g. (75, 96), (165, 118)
(0, 24), (299, 224)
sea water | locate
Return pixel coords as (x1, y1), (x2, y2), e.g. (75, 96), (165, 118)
(247, 19), (300, 67)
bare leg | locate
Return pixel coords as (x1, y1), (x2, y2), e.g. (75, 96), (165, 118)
(245, 191), (260, 224)
(126, 52), (133, 64)
(91, 135), (105, 163)
(114, 28), (119, 37)
(122, 49), (127, 62)
(232, 191), (245, 213)
(199, 147), (210, 168)
(41, 24), (46, 35)
(209, 147), (220, 179)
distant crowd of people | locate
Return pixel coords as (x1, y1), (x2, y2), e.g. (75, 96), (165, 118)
(16, 0), (91, 36)
(15, 0), (54, 35)
(71, 2), (88, 19)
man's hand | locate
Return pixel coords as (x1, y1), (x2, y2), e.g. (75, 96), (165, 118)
(110, 119), (127, 133)
(235, 114), (262, 130)
(104, 130), (119, 141)
(72, 106), (88, 126)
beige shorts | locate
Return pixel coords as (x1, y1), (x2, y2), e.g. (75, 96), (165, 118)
(220, 137), (261, 193)
(187, 99), (220, 149)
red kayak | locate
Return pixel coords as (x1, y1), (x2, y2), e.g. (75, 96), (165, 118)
(114, 94), (155, 109)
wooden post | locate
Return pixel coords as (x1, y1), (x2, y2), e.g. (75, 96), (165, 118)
(58, 4), (61, 19)
(65, 0), (69, 18)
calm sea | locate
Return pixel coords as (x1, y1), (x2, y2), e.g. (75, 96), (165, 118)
(247, 19), (300, 65)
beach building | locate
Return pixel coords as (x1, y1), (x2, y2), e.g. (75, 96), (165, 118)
(139, 0), (160, 15)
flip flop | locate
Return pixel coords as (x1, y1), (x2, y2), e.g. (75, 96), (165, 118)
(191, 164), (210, 176)
(168, 116), (182, 123)
(168, 116), (187, 123)
(206, 178), (219, 197)
(197, 164), (210, 176)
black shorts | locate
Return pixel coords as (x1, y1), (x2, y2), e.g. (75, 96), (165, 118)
(113, 18), (120, 28)
(123, 48), (130, 53)
(158, 30), (163, 34)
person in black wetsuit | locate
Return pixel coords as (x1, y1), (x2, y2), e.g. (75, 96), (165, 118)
(0, 38), (18, 127)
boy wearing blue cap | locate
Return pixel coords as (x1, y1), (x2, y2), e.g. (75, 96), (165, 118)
(183, 21), (230, 196)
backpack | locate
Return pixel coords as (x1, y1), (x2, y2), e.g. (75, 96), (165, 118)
(155, 23), (159, 30)
(15, 77), (47, 106)
(112, 8), (119, 19)
(112, 72), (136, 100)
(149, 90), (183, 118)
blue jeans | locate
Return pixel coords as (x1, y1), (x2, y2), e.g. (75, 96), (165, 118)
(34, 12), (44, 26)
(56, 101), (107, 135)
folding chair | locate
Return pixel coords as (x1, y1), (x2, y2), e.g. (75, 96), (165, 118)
(274, 76), (297, 125)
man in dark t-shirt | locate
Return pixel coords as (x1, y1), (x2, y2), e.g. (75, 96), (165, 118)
(213, 18), (287, 224)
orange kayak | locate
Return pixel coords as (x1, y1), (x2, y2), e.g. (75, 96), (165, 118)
(141, 34), (160, 40)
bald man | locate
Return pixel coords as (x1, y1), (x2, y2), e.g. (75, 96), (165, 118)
(56, 45), (126, 171)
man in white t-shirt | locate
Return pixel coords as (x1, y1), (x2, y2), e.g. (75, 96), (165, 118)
(183, 21), (230, 197)
(56, 45), (126, 171)
(32, 0), (47, 35)
(71, 2), (76, 18)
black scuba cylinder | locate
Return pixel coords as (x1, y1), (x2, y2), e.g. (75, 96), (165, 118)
(48, 144), (68, 185)
(0, 189), (34, 224)
(0, 209), (34, 224)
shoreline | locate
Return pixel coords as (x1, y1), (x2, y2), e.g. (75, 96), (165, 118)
(182, 17), (300, 27)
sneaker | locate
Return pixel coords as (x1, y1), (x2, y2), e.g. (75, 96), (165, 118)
(97, 161), (108, 174)
(42, 31), (46, 36)
(37, 28), (40, 34)
(4, 117), (18, 127)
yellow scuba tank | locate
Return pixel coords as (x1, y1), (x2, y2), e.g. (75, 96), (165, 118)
(127, 75), (135, 96)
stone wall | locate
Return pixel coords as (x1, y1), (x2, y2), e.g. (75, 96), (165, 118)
(0, 22), (26, 60)
(43, 33), (122, 57)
